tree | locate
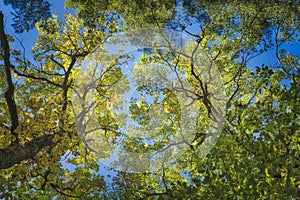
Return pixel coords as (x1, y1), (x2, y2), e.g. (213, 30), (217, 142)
(0, 11), (118, 198)
(68, 0), (300, 198)
(1, 0), (300, 199)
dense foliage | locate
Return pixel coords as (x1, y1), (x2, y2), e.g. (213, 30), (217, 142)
(0, 0), (299, 199)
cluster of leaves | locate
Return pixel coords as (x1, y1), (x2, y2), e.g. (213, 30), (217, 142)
(65, 0), (176, 29)
(4, 0), (51, 33)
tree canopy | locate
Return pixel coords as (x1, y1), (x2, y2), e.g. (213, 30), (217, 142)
(0, 0), (300, 199)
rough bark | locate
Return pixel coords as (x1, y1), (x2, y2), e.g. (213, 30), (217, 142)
(0, 134), (55, 169)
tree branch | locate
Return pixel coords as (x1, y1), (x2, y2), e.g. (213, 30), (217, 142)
(0, 134), (56, 169)
(0, 11), (19, 142)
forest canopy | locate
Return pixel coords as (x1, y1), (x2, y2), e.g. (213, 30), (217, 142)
(0, 0), (299, 199)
